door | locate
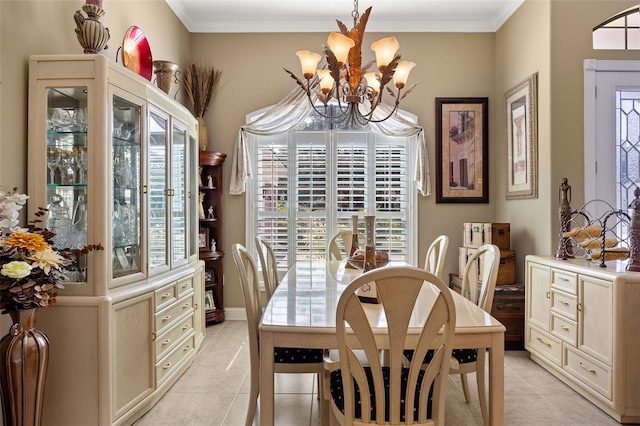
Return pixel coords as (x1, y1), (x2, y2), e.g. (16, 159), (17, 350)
(584, 60), (640, 217)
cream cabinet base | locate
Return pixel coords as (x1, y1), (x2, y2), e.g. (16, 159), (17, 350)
(526, 256), (640, 424)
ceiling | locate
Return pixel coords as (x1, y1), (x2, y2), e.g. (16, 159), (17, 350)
(165, 0), (525, 33)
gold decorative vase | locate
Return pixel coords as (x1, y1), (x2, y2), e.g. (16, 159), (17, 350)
(74, 4), (110, 54)
(0, 309), (49, 426)
(153, 60), (181, 97)
(356, 215), (380, 303)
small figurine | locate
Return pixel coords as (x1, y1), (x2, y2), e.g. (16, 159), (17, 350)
(210, 238), (217, 252)
(207, 175), (213, 188)
(207, 206), (215, 220)
(198, 192), (205, 219)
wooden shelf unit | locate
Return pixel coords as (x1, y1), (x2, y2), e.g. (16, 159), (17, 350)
(199, 150), (226, 324)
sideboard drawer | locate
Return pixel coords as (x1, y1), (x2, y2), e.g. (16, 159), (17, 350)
(527, 325), (562, 366)
(551, 290), (577, 321)
(564, 345), (612, 400)
(551, 312), (577, 346)
(551, 269), (577, 294)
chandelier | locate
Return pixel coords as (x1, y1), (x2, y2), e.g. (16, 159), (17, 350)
(285, 1), (418, 127)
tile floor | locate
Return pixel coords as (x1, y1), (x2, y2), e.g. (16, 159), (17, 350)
(135, 320), (622, 426)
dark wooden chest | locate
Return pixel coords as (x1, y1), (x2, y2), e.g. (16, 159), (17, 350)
(449, 273), (524, 350)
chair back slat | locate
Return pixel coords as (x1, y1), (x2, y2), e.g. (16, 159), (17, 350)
(424, 235), (449, 279)
(255, 237), (279, 300)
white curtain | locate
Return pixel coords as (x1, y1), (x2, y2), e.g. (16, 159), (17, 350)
(229, 85), (430, 196)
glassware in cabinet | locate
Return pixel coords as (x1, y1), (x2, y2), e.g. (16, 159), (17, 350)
(45, 87), (89, 281)
(111, 95), (142, 278)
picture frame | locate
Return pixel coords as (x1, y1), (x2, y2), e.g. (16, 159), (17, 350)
(505, 72), (538, 200)
(204, 290), (216, 311)
(435, 97), (489, 203)
(204, 269), (213, 282)
(198, 227), (209, 250)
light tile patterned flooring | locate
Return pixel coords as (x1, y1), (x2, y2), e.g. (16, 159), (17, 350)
(135, 320), (622, 426)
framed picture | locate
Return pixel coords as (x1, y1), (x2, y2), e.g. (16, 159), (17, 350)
(204, 269), (213, 282)
(198, 227), (209, 250)
(505, 72), (538, 200)
(435, 97), (489, 203)
(204, 290), (216, 311)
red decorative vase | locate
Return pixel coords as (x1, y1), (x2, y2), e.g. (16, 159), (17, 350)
(0, 309), (49, 426)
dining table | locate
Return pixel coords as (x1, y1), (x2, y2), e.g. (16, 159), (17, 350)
(259, 260), (506, 426)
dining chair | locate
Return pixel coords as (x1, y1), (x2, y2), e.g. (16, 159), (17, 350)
(450, 243), (500, 425)
(328, 230), (356, 260)
(255, 237), (279, 300)
(231, 244), (327, 426)
(326, 266), (456, 426)
(423, 234), (449, 279)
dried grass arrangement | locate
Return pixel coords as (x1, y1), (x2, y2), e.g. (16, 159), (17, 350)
(184, 59), (223, 118)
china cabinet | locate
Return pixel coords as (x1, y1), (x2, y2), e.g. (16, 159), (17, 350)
(525, 255), (640, 423)
(27, 54), (204, 426)
(198, 150), (226, 324)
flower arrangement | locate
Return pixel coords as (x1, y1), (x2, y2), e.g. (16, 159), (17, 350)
(0, 188), (103, 313)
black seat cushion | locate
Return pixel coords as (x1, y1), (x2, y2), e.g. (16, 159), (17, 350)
(403, 348), (477, 364)
(273, 347), (324, 363)
(329, 366), (433, 422)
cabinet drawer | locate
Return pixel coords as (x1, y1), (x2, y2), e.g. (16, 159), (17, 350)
(551, 269), (577, 294)
(551, 290), (577, 321)
(155, 282), (178, 311)
(527, 325), (562, 366)
(551, 312), (577, 346)
(156, 313), (195, 361)
(156, 334), (196, 386)
(176, 277), (194, 298)
(155, 294), (194, 335)
(564, 345), (612, 400)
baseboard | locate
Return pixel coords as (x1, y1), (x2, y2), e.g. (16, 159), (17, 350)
(223, 307), (246, 320)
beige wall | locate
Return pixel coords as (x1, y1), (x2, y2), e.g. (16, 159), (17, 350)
(189, 32), (497, 308)
(495, 0), (552, 282)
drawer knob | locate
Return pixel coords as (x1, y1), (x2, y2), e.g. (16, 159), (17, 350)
(560, 325), (570, 331)
(578, 361), (597, 374)
(182, 303), (190, 309)
(558, 277), (570, 282)
(162, 293), (171, 299)
(183, 345), (191, 352)
(182, 324), (190, 330)
(163, 363), (172, 370)
(162, 339), (171, 345)
(163, 315), (172, 321)
(560, 300), (570, 306)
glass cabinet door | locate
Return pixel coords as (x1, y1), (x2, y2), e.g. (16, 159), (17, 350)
(148, 111), (169, 271)
(112, 95), (142, 278)
(46, 87), (89, 282)
(171, 122), (187, 265)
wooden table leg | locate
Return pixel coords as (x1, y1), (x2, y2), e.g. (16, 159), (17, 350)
(260, 331), (275, 426)
(488, 331), (505, 426)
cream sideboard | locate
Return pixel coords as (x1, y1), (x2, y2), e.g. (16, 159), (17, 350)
(525, 255), (640, 423)
(27, 55), (205, 425)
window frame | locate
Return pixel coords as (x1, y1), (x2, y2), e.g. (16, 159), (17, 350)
(244, 107), (419, 278)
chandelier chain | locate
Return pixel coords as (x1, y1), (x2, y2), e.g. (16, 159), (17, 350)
(352, 0), (359, 24)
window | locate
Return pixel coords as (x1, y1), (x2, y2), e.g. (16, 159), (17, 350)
(246, 109), (418, 275)
(593, 6), (639, 50)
